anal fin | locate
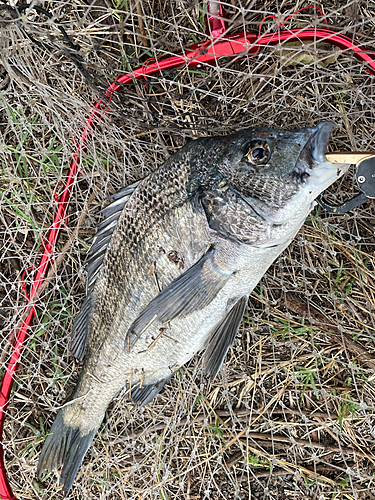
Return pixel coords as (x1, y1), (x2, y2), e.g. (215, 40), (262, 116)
(129, 376), (171, 407)
(204, 296), (247, 380)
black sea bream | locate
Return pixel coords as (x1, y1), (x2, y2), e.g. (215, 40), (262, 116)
(38, 122), (347, 493)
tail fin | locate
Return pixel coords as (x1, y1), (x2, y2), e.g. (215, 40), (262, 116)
(37, 409), (98, 494)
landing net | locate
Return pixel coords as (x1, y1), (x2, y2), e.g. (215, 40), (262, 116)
(0, 1), (375, 499)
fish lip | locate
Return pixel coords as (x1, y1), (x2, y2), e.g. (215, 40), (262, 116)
(294, 121), (338, 176)
(308, 121), (337, 164)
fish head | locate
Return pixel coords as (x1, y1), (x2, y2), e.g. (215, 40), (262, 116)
(214, 121), (349, 223)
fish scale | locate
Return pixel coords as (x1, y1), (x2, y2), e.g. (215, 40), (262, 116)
(37, 122), (348, 493)
(88, 157), (194, 350)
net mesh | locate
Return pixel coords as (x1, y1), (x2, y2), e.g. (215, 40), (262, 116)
(1, 1), (375, 498)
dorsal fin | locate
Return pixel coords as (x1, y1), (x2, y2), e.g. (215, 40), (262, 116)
(86, 179), (142, 293)
(70, 179), (142, 360)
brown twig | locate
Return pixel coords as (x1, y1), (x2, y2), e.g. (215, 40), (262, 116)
(0, 72), (10, 90)
(114, 406), (339, 442)
(242, 464), (341, 478)
(226, 432), (372, 468)
(134, 0), (148, 47)
(284, 293), (375, 371)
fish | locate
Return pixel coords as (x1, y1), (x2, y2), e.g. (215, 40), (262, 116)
(37, 121), (348, 493)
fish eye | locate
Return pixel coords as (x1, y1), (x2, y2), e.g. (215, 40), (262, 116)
(245, 141), (271, 165)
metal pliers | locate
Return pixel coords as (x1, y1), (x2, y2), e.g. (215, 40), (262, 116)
(317, 153), (375, 213)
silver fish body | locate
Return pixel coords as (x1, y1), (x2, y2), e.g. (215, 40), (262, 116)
(37, 121), (348, 493)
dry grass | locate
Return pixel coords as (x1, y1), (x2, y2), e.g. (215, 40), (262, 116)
(1, 0), (375, 499)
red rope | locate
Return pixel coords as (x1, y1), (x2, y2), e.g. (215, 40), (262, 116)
(0, 26), (374, 499)
(259, 5), (328, 37)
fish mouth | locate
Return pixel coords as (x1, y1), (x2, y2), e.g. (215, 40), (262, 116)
(294, 121), (346, 178)
(308, 121), (336, 163)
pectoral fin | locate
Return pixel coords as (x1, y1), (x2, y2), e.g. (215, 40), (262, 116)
(126, 246), (232, 349)
(203, 295), (247, 379)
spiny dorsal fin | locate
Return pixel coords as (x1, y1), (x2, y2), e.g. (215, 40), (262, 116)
(86, 179), (142, 293)
(70, 179), (142, 360)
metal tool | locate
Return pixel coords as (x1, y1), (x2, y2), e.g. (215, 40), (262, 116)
(317, 153), (375, 213)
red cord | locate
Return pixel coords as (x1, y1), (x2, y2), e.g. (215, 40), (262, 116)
(253, 5), (329, 59)
(0, 24), (374, 500)
(282, 5), (328, 28)
(259, 5), (327, 39)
